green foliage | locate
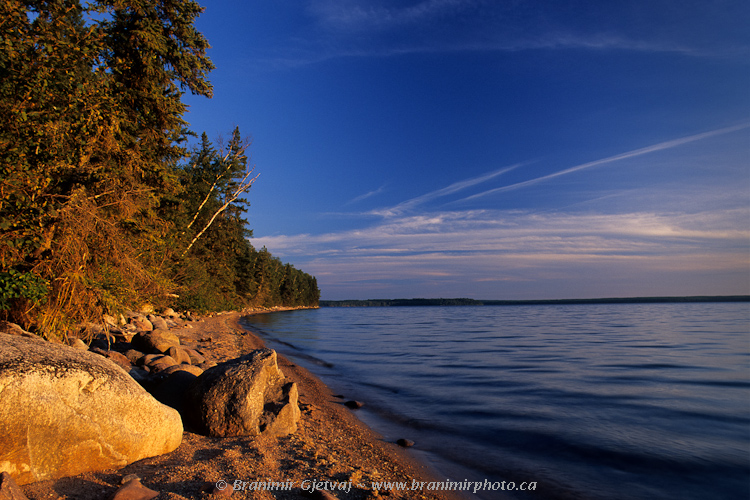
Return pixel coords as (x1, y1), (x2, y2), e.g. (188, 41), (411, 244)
(0, 269), (48, 312)
(173, 134), (319, 312)
(0, 1), (318, 336)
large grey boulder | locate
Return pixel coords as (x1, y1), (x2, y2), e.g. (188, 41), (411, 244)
(0, 333), (183, 485)
(186, 349), (300, 437)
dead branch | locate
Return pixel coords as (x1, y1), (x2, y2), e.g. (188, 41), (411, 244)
(185, 149), (234, 231)
(181, 168), (259, 257)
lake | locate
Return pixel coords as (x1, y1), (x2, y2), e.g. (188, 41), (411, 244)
(242, 303), (750, 500)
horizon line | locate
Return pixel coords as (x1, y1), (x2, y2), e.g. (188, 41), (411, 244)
(319, 294), (750, 304)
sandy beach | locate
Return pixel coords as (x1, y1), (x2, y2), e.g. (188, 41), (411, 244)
(21, 310), (467, 500)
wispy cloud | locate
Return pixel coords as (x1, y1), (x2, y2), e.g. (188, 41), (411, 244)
(495, 35), (731, 58)
(256, 209), (750, 257)
(290, 1), (750, 67)
(372, 163), (523, 217)
(345, 184), (388, 205)
(260, 32), (738, 70)
(253, 208), (750, 298)
(311, 0), (475, 32)
(460, 123), (750, 202)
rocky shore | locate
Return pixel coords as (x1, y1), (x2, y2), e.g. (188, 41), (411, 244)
(1, 309), (465, 500)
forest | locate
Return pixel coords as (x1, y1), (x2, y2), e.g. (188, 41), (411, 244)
(0, 0), (319, 339)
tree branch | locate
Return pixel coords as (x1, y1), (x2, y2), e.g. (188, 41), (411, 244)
(181, 168), (259, 257)
(185, 149), (234, 231)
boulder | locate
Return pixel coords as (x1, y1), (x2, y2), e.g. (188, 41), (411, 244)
(123, 349), (145, 365)
(0, 471), (28, 500)
(127, 367), (150, 384)
(109, 477), (158, 500)
(0, 333), (183, 485)
(161, 364), (203, 377)
(131, 330), (180, 354)
(105, 326), (128, 340)
(147, 315), (168, 331)
(90, 348), (133, 371)
(139, 354), (164, 366)
(164, 318), (181, 329)
(129, 317), (153, 333)
(0, 322), (35, 339)
(197, 361), (217, 371)
(148, 363), (172, 374)
(166, 346), (191, 365)
(182, 348), (206, 365)
(145, 355), (178, 374)
(119, 324), (137, 341)
(259, 382), (300, 437)
(162, 308), (178, 318)
(66, 338), (89, 351)
(146, 355), (178, 368)
(186, 349), (300, 437)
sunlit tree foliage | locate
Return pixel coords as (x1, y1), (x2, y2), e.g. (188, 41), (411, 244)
(0, 0), (318, 337)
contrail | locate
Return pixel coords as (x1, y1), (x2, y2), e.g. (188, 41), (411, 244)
(384, 162), (524, 215)
(461, 122), (750, 201)
(346, 184), (388, 205)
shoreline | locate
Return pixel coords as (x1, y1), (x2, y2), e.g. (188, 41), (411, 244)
(22, 309), (468, 500)
(238, 309), (473, 499)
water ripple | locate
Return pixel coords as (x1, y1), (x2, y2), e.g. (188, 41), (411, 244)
(245, 303), (750, 500)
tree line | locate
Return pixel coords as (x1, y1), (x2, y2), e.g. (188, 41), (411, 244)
(0, 0), (318, 338)
(320, 296), (750, 307)
(320, 298), (482, 307)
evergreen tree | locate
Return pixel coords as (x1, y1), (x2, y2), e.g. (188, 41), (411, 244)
(0, 0), (214, 335)
(99, 0), (213, 174)
(1, 1), (319, 334)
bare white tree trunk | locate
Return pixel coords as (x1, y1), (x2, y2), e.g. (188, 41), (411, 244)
(182, 136), (257, 257)
(185, 150), (233, 231)
(182, 167), (259, 257)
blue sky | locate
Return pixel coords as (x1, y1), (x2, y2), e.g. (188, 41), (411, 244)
(183, 0), (749, 300)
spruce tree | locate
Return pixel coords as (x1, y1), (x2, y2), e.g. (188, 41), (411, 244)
(0, 0), (214, 335)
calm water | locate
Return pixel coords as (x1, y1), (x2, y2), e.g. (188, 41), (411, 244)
(243, 303), (750, 500)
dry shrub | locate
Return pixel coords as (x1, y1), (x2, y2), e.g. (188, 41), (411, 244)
(30, 187), (175, 341)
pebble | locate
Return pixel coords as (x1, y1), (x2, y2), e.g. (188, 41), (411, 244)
(120, 474), (141, 485)
(109, 478), (158, 500)
(68, 338), (88, 350)
(0, 471), (29, 500)
(210, 484), (233, 497)
(308, 490), (337, 499)
(344, 400), (364, 409)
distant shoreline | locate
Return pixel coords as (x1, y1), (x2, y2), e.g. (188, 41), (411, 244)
(320, 295), (750, 307)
